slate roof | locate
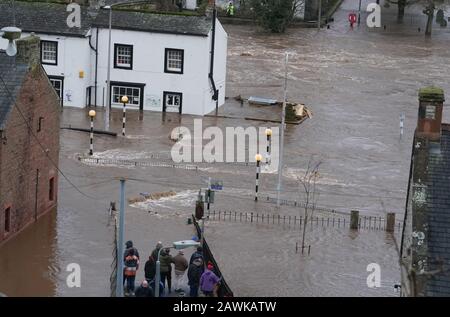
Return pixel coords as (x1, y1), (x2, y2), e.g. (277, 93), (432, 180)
(0, 1), (211, 38)
(92, 9), (211, 37)
(0, 51), (29, 130)
(0, 1), (94, 37)
(425, 124), (450, 296)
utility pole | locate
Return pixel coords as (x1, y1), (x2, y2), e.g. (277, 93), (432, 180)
(318, 0), (322, 30)
(116, 178), (125, 297)
(277, 53), (289, 207)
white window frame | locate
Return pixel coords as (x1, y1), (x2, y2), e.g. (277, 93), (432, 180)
(111, 85), (141, 108)
(41, 41), (57, 65)
(114, 44), (133, 69)
(165, 48), (184, 74)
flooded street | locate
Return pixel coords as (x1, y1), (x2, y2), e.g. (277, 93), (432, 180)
(1, 0), (450, 296)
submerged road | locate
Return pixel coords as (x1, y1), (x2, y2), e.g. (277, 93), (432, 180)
(1, 0), (449, 296)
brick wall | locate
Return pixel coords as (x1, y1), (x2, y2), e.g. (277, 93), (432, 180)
(0, 64), (60, 243)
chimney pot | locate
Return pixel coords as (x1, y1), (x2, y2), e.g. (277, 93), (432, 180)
(16, 34), (41, 67)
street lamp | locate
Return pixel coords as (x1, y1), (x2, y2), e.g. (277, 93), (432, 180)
(154, 240), (200, 297)
(255, 154), (262, 201)
(102, 1), (142, 131)
(121, 95), (128, 136)
(265, 128), (272, 168)
(88, 110), (96, 155)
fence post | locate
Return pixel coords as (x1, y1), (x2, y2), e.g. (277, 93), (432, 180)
(386, 213), (395, 232)
(350, 210), (359, 230)
(218, 211), (221, 221)
(278, 215), (280, 224)
(251, 212), (254, 223)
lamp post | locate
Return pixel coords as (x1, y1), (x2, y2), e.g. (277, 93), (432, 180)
(265, 128), (272, 168)
(121, 95), (128, 136)
(154, 240), (200, 297)
(276, 53), (289, 207)
(255, 153), (262, 201)
(88, 110), (96, 155)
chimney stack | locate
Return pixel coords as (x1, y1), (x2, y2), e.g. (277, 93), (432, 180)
(417, 87), (445, 142)
(16, 33), (41, 67)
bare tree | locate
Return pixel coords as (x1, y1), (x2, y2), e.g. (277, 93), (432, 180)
(297, 159), (321, 252)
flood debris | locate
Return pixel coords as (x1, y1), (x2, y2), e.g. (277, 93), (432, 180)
(128, 191), (177, 204)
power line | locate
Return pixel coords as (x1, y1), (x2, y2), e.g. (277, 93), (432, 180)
(0, 73), (103, 201)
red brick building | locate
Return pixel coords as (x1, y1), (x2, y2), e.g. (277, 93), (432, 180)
(0, 34), (60, 244)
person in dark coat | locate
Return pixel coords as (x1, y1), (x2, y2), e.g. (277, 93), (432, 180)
(124, 240), (140, 260)
(135, 280), (154, 297)
(159, 248), (174, 294)
(144, 255), (156, 283)
(187, 257), (204, 297)
(123, 240), (140, 287)
(189, 246), (203, 264)
(151, 241), (163, 261)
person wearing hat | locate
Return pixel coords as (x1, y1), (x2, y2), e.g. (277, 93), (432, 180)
(200, 262), (220, 297)
(172, 250), (189, 293)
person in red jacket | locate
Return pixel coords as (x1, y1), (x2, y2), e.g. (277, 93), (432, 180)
(124, 248), (139, 296)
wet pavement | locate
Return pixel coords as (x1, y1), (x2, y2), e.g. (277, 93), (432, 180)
(1, 0), (450, 296)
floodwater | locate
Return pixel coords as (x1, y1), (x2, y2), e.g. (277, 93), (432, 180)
(1, 0), (450, 296)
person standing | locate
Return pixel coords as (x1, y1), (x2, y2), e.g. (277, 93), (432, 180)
(123, 240), (140, 286)
(187, 257), (204, 297)
(172, 250), (189, 293)
(200, 262), (220, 297)
(124, 248), (140, 296)
(189, 246), (203, 264)
(151, 241), (163, 262)
(159, 248), (174, 294)
(144, 255), (156, 283)
(226, 1), (235, 17)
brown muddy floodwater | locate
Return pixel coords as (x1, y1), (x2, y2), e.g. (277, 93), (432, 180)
(1, 0), (450, 296)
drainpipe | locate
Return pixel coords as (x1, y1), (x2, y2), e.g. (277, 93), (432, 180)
(88, 28), (99, 107)
(209, 5), (219, 113)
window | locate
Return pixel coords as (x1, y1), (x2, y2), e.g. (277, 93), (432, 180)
(163, 92), (182, 113)
(49, 177), (55, 201)
(48, 76), (64, 107)
(4, 207), (11, 233)
(114, 44), (133, 69)
(40, 41), (58, 65)
(165, 48), (184, 74)
(111, 84), (142, 108)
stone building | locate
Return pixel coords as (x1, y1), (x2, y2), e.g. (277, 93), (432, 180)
(400, 87), (450, 296)
(0, 35), (60, 244)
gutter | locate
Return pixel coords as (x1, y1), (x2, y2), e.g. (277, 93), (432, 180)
(209, 7), (219, 111)
(88, 29), (98, 107)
